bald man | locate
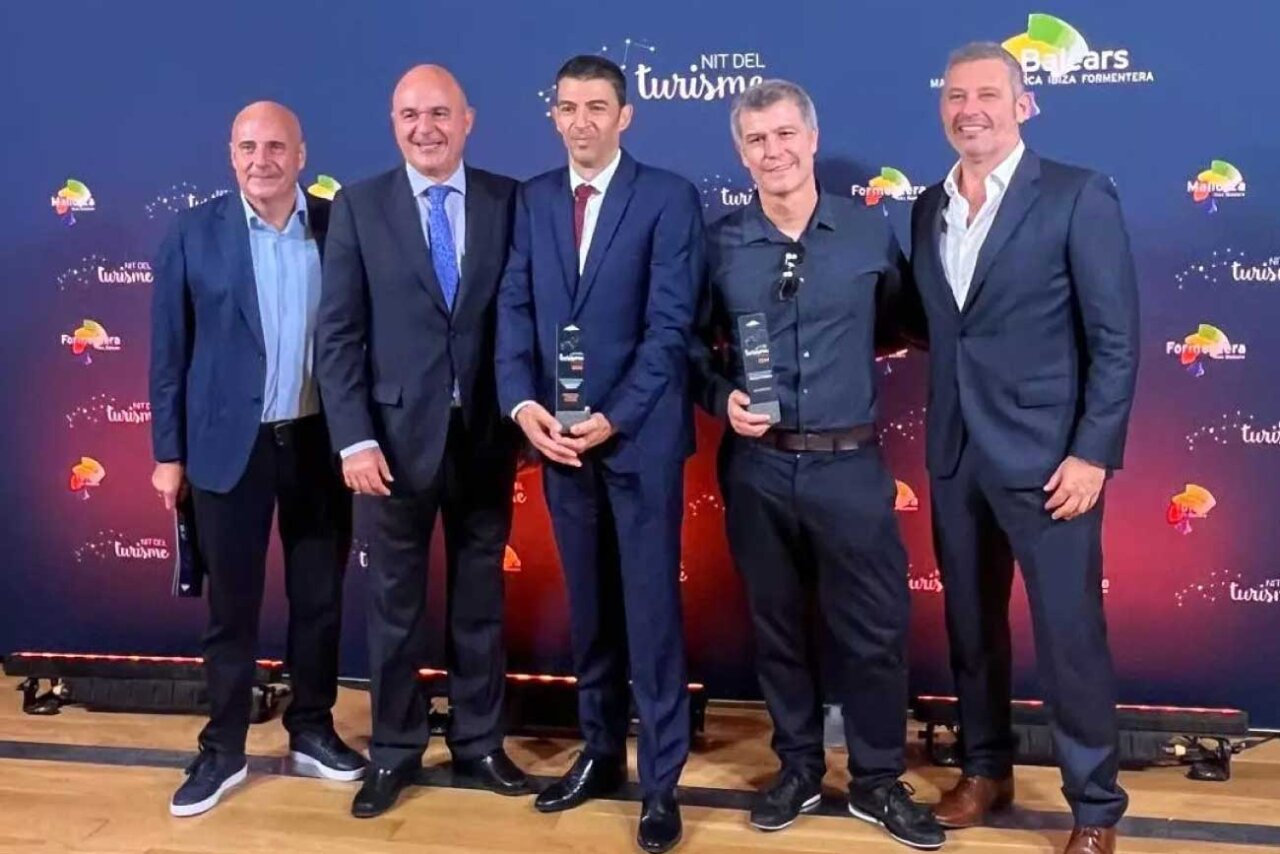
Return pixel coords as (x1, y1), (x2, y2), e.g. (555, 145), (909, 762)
(150, 101), (364, 818)
(316, 65), (527, 818)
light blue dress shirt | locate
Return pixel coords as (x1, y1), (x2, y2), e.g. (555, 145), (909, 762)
(241, 185), (321, 423)
(339, 163), (468, 459)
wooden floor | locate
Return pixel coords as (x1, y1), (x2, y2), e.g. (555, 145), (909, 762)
(0, 677), (1276, 853)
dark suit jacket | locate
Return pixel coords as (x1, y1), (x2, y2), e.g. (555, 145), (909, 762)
(315, 165), (518, 493)
(495, 150), (704, 473)
(150, 191), (331, 494)
(908, 149), (1140, 487)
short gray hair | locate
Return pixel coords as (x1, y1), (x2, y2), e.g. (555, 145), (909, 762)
(944, 41), (1026, 96)
(730, 79), (818, 146)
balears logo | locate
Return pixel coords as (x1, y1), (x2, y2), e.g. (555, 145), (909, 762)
(853, 167), (925, 206)
(307, 174), (342, 201)
(993, 13), (1154, 86)
(69, 456), (106, 497)
(61, 319), (122, 363)
(894, 480), (919, 512)
(1166, 483), (1215, 534)
(51, 178), (95, 225)
(1188, 160), (1246, 206)
(1166, 324), (1246, 376)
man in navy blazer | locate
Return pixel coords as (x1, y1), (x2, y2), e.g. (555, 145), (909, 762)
(496, 55), (703, 854)
(316, 65), (530, 819)
(906, 45), (1139, 854)
(150, 102), (363, 818)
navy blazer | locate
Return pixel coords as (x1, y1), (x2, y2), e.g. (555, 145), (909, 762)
(496, 150), (704, 472)
(149, 191), (330, 494)
(908, 149), (1140, 487)
(315, 165), (518, 493)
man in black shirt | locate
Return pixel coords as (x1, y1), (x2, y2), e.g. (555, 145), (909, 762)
(691, 79), (943, 851)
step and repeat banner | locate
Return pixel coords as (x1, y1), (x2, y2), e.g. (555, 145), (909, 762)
(2, 0), (1278, 725)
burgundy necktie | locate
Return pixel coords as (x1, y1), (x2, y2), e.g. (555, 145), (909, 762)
(573, 183), (598, 251)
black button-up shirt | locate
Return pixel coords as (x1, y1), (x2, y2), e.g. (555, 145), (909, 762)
(692, 190), (911, 431)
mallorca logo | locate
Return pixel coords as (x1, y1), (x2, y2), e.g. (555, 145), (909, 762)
(1166, 483), (1215, 535)
(69, 456), (105, 498)
(1166, 324), (1246, 377)
(51, 179), (95, 225)
(894, 480), (920, 512)
(853, 168), (926, 207)
(994, 13), (1153, 87)
(61, 319), (122, 364)
(1188, 160), (1246, 207)
(307, 174), (342, 201)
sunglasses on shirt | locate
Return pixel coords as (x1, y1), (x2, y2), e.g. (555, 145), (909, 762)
(776, 242), (805, 301)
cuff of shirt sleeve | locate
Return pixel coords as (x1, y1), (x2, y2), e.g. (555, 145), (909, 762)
(511, 400), (535, 421)
(340, 440), (379, 459)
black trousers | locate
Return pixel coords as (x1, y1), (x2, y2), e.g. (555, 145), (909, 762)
(718, 437), (910, 788)
(190, 415), (352, 756)
(364, 411), (516, 770)
(930, 441), (1128, 827)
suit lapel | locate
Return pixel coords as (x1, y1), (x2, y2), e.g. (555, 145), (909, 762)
(303, 192), (330, 259)
(216, 195), (265, 354)
(383, 168), (449, 317)
(549, 169), (578, 304)
(573, 151), (637, 317)
(454, 166), (494, 322)
(963, 150), (1041, 316)
(920, 188), (958, 320)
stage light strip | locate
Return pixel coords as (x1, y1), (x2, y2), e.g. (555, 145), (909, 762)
(417, 667), (705, 691)
(8, 651), (282, 667)
(914, 695), (1245, 716)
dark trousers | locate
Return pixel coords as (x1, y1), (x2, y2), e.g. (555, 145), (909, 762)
(718, 437), (910, 788)
(930, 441), (1128, 827)
(542, 455), (690, 796)
(191, 415), (352, 756)
(364, 411), (515, 770)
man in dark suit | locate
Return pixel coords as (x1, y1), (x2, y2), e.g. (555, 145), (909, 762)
(495, 55), (703, 854)
(316, 65), (529, 819)
(907, 43), (1139, 854)
(150, 101), (364, 818)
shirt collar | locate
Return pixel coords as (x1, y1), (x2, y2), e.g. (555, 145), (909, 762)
(569, 148), (622, 196)
(944, 139), (1026, 200)
(241, 184), (307, 231)
(742, 183), (835, 244)
(406, 160), (467, 199)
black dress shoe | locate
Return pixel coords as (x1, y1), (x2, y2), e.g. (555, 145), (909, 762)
(534, 751), (627, 813)
(638, 789), (682, 853)
(351, 765), (414, 819)
(451, 748), (532, 796)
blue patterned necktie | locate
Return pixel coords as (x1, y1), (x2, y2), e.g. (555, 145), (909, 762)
(424, 184), (459, 310)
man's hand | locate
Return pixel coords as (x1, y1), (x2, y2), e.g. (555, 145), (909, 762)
(343, 447), (394, 496)
(563, 412), (614, 454)
(515, 403), (582, 467)
(151, 462), (187, 511)
(1043, 456), (1106, 521)
(727, 390), (773, 438)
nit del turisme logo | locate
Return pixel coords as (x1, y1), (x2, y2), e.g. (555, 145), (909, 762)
(632, 47), (769, 102)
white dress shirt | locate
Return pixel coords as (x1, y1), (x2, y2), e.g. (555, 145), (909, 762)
(510, 149), (624, 420)
(940, 140), (1026, 309)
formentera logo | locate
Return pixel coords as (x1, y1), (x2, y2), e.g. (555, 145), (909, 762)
(1166, 483), (1216, 535)
(1166, 324), (1246, 377)
(929, 13), (1154, 88)
(853, 167), (926, 207)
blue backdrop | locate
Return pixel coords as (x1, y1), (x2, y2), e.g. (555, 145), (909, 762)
(2, 0), (1278, 726)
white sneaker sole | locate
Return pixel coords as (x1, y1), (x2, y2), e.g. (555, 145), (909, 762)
(290, 750), (367, 782)
(170, 764), (248, 817)
(847, 802), (945, 851)
(750, 793), (822, 832)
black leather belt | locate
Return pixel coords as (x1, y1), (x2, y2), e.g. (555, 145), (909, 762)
(755, 423), (877, 452)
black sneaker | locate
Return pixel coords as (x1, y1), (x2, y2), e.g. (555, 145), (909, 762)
(290, 730), (367, 782)
(847, 780), (945, 850)
(749, 769), (823, 831)
(170, 750), (248, 817)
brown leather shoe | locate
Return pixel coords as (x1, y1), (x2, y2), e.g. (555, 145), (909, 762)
(1064, 826), (1116, 854)
(934, 775), (1015, 828)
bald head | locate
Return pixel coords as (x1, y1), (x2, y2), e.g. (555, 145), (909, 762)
(392, 64), (474, 180)
(229, 100), (306, 212)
